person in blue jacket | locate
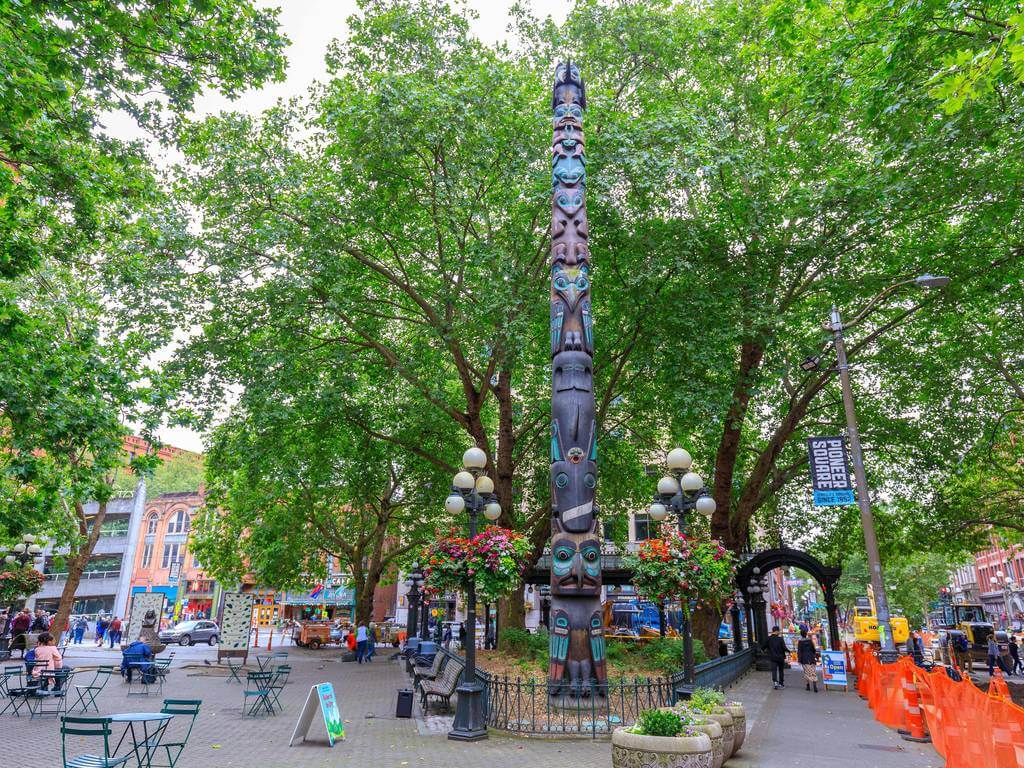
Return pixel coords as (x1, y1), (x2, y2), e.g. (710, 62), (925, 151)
(120, 640), (154, 683)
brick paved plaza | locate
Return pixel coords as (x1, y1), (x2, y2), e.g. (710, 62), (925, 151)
(1, 644), (942, 768)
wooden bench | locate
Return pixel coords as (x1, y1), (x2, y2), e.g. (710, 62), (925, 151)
(419, 658), (463, 713)
(411, 651), (448, 696)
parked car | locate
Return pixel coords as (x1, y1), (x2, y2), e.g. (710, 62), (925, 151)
(158, 619), (219, 646)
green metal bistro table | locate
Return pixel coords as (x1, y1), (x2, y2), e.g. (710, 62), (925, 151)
(110, 712), (174, 768)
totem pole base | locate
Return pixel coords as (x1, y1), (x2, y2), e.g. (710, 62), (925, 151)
(448, 679), (488, 742)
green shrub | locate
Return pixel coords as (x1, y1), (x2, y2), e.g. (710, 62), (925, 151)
(499, 628), (548, 661)
(636, 709), (684, 737)
(689, 686), (725, 713)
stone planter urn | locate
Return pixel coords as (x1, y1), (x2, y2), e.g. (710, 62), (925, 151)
(658, 709), (725, 768)
(724, 703), (746, 753)
(611, 727), (713, 768)
(702, 710), (735, 759)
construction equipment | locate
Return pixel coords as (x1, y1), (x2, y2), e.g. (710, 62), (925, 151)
(928, 593), (1007, 665)
(852, 590), (910, 646)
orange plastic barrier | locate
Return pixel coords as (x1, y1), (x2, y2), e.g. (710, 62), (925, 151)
(853, 642), (1024, 768)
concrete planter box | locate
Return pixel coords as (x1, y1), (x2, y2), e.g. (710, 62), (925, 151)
(611, 728), (713, 768)
(702, 710), (735, 759)
(724, 703), (746, 753)
(657, 709), (724, 768)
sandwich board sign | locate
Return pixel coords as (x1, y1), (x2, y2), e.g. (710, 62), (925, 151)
(807, 436), (856, 506)
(821, 649), (848, 691)
(289, 682), (345, 747)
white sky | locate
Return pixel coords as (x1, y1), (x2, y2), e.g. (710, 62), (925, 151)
(150, 0), (571, 453)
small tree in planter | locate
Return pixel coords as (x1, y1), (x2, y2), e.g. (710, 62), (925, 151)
(421, 526), (532, 603)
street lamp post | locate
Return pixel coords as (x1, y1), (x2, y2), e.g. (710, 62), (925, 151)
(994, 571), (1017, 631)
(446, 447), (501, 742)
(820, 274), (950, 664)
(405, 565), (423, 641)
(1, 534), (45, 653)
(647, 448), (717, 687)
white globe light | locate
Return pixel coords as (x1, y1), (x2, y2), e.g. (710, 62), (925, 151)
(680, 471), (703, 493)
(695, 495), (717, 516)
(22, 534), (35, 543)
(3, 555), (14, 564)
(27, 544), (42, 555)
(463, 446), (487, 469)
(666, 448), (693, 471)
(445, 494), (466, 514)
(453, 471), (475, 490)
(484, 502), (502, 521)
(648, 503), (669, 521)
(12, 543), (25, 554)
(475, 475), (495, 494)
(657, 476), (680, 495)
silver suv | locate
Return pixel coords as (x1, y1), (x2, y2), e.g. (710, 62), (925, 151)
(159, 620), (220, 646)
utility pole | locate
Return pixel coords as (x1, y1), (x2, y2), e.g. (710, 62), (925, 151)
(830, 306), (898, 662)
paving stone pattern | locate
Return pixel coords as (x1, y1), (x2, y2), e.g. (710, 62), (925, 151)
(0, 645), (942, 768)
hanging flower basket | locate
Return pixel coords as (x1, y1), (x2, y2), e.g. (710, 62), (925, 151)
(0, 567), (44, 605)
(421, 526), (531, 603)
(623, 531), (736, 610)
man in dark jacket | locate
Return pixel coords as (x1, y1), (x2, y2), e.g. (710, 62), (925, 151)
(11, 609), (32, 657)
(796, 629), (819, 692)
(765, 625), (789, 689)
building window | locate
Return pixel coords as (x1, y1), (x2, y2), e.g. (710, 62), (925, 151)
(634, 513), (651, 542)
(162, 542), (183, 569)
(147, 515), (158, 535)
(167, 510), (191, 534)
(142, 543), (153, 568)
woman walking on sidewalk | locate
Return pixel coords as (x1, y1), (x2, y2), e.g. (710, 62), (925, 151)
(797, 629), (819, 692)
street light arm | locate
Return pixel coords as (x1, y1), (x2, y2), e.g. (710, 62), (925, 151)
(826, 278), (920, 331)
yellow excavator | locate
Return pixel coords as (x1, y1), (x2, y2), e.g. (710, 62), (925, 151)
(852, 586), (910, 646)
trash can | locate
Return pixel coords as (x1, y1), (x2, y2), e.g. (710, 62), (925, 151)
(396, 688), (414, 718)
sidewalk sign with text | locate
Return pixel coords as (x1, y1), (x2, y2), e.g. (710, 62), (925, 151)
(821, 649), (848, 691)
(289, 682), (345, 747)
(807, 436), (856, 506)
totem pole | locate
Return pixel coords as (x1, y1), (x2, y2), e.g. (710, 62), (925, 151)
(547, 62), (607, 699)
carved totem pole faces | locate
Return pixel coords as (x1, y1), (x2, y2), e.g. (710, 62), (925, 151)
(547, 62), (607, 699)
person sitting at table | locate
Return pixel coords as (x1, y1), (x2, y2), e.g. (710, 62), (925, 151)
(31, 632), (64, 690)
(120, 639), (155, 683)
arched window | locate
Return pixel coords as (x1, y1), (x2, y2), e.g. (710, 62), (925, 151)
(167, 509), (191, 534)
(146, 515), (158, 535)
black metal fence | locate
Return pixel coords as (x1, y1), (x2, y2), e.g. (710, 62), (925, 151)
(482, 673), (676, 737)
(431, 643), (753, 738)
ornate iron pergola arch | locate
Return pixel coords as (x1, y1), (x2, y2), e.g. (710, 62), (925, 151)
(736, 547), (842, 651)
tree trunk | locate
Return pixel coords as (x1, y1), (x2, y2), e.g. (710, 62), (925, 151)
(497, 584), (525, 643)
(692, 604), (722, 660)
(53, 500), (107, 637)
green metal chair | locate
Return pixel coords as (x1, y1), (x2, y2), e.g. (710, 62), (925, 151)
(147, 699), (201, 767)
(1, 665), (27, 715)
(73, 666), (113, 713)
(61, 715), (133, 768)
(242, 671), (273, 717)
(224, 657), (245, 684)
(267, 664), (291, 712)
(28, 669), (74, 718)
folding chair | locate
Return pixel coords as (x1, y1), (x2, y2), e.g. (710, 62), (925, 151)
(124, 654), (158, 696)
(149, 699), (201, 768)
(242, 671), (273, 717)
(2, 666), (31, 716)
(267, 664), (291, 712)
(73, 666), (113, 713)
(225, 657), (245, 684)
(28, 669), (74, 718)
(60, 715), (133, 768)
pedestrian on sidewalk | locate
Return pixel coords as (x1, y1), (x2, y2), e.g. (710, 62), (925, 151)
(766, 625), (788, 689)
(797, 629), (818, 692)
(987, 635), (999, 676)
(72, 616), (88, 644)
(365, 622), (376, 662)
(1010, 636), (1022, 675)
(107, 616), (122, 647)
(458, 622), (467, 650)
(355, 622), (368, 664)
(95, 615), (109, 646)
(11, 609), (31, 657)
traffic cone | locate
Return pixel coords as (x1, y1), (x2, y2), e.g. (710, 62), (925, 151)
(899, 662), (931, 743)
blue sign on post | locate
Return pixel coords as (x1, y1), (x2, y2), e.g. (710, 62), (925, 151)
(807, 437), (856, 506)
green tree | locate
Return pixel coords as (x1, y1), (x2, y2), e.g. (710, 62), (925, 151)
(0, 1), (287, 634)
